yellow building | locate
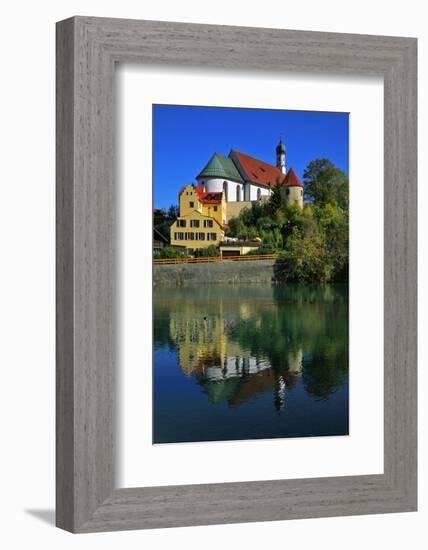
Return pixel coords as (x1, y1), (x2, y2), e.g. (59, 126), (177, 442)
(170, 183), (225, 251)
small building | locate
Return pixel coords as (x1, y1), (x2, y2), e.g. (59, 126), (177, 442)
(219, 241), (261, 257)
(153, 226), (169, 251)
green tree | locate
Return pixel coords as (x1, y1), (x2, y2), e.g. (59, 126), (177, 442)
(276, 225), (332, 283)
(315, 204), (348, 281)
(269, 179), (285, 213)
(153, 208), (167, 225)
(280, 203), (305, 244)
(167, 204), (179, 221)
(303, 159), (349, 210)
(226, 157), (348, 282)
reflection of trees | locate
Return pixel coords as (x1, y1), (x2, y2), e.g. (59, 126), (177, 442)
(230, 285), (348, 400)
(153, 311), (175, 350)
(302, 349), (348, 400)
(153, 284), (348, 405)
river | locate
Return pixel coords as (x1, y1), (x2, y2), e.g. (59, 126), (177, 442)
(153, 284), (348, 444)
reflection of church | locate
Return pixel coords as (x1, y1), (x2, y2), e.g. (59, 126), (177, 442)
(199, 350), (303, 411)
(168, 304), (303, 412)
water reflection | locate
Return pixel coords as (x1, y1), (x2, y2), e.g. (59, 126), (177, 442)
(153, 284), (348, 443)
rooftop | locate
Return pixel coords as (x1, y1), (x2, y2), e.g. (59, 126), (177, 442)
(283, 167), (303, 188)
(194, 185), (223, 204)
(230, 150), (286, 188)
(197, 153), (244, 183)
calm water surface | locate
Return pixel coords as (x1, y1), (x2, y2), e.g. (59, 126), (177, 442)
(153, 284), (348, 443)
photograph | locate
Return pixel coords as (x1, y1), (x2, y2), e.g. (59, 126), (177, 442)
(0, 2), (418, 542)
(152, 104), (349, 444)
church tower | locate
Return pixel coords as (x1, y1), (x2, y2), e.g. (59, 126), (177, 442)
(283, 167), (304, 210)
(276, 138), (286, 175)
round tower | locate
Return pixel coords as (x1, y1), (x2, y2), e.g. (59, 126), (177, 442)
(284, 167), (304, 210)
(276, 138), (286, 175)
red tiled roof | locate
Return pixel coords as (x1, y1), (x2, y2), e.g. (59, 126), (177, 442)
(194, 185), (222, 204)
(230, 150), (286, 188)
(199, 194), (222, 204)
(283, 167), (303, 188)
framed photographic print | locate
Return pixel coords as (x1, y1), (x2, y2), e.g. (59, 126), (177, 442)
(56, 17), (417, 532)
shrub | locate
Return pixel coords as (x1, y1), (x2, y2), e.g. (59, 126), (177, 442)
(153, 246), (188, 259)
(246, 244), (277, 256)
(194, 245), (220, 258)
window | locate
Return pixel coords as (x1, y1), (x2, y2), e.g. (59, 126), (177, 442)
(213, 206), (218, 212)
(257, 188), (261, 201)
(286, 188), (290, 196)
(174, 232), (184, 241)
(190, 219), (200, 228)
(197, 232), (205, 241)
(189, 201), (194, 208)
(207, 233), (217, 241)
(177, 219), (186, 227)
(186, 232), (194, 240)
(301, 189), (303, 196)
(204, 219), (213, 228)
(223, 181), (228, 201)
(236, 186), (241, 202)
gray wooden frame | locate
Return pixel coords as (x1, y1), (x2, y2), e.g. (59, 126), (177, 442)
(56, 16), (417, 533)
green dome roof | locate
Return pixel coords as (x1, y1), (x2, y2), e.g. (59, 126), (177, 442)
(197, 153), (244, 183)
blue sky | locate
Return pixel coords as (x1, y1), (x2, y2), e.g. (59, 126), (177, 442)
(153, 104), (349, 209)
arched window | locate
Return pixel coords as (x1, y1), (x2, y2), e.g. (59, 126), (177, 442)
(257, 188), (261, 201)
(223, 181), (228, 201)
(236, 186), (241, 202)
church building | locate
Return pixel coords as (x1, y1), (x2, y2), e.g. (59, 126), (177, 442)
(170, 139), (304, 252)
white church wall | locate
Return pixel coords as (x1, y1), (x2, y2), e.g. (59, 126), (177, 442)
(227, 180), (244, 202)
(248, 184), (271, 201)
(197, 177), (243, 202)
(197, 177), (222, 193)
(197, 179), (272, 203)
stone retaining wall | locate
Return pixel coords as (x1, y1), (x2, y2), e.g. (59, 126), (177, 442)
(153, 259), (278, 286)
